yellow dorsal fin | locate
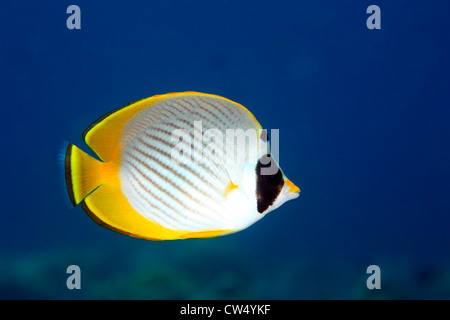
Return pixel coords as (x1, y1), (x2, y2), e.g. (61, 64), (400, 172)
(81, 91), (262, 163)
(84, 93), (220, 161)
(82, 96), (163, 162)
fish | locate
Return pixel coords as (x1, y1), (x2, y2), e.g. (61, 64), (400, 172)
(64, 92), (300, 240)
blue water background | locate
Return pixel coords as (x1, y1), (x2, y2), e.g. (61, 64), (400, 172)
(0, 0), (449, 299)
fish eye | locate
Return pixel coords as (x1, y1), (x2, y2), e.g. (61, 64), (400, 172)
(259, 154), (273, 168)
(258, 154), (282, 184)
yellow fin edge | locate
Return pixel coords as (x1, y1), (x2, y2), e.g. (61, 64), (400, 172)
(82, 92), (261, 162)
(82, 179), (233, 240)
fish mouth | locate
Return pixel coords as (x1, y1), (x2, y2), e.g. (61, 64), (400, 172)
(285, 179), (300, 194)
(285, 190), (300, 201)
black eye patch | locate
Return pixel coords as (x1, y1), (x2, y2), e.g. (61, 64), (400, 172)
(255, 155), (284, 213)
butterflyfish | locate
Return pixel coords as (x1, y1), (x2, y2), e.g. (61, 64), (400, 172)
(64, 92), (300, 240)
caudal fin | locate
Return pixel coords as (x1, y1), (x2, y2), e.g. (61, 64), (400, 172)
(64, 143), (105, 206)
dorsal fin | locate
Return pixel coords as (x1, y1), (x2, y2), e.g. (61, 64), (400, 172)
(82, 96), (162, 162)
(81, 92), (262, 163)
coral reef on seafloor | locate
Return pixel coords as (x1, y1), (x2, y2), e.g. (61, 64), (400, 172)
(0, 243), (449, 300)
